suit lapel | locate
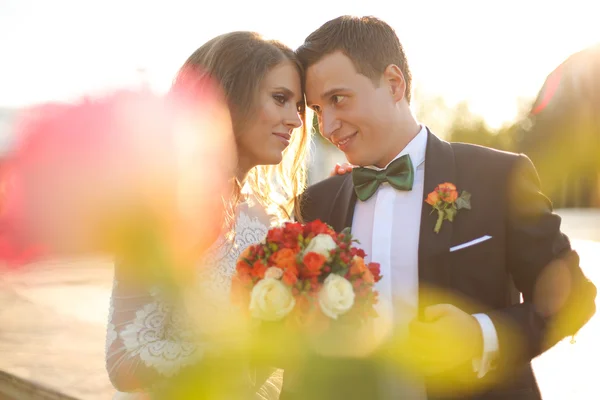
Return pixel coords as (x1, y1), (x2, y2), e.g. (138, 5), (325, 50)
(329, 174), (357, 232)
(418, 131), (456, 313)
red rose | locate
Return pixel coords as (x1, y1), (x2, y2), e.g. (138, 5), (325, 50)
(251, 260), (268, 279)
(267, 227), (284, 244)
(367, 262), (382, 282)
(304, 220), (335, 236)
(351, 248), (366, 259)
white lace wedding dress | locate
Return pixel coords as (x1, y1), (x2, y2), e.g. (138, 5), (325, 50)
(105, 200), (282, 399)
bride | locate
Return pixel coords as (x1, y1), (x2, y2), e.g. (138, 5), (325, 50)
(105, 31), (312, 399)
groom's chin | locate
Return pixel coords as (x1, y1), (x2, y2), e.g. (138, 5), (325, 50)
(343, 154), (366, 168)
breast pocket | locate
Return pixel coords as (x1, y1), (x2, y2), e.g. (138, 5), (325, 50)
(448, 234), (506, 303)
(450, 235), (493, 253)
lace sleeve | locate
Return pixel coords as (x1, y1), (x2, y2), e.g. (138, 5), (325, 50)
(105, 265), (201, 392)
(104, 201), (278, 396)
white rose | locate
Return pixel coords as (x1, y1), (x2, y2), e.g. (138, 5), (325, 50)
(304, 233), (337, 260)
(318, 274), (355, 319)
(249, 278), (296, 321)
(264, 267), (284, 280)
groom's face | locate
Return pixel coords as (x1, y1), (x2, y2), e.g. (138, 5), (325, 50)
(305, 51), (399, 167)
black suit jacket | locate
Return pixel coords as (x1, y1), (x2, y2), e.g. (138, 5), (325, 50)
(281, 131), (596, 400)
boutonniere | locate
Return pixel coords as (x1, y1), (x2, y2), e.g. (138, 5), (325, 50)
(425, 183), (471, 233)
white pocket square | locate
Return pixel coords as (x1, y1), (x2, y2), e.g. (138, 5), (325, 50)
(450, 235), (492, 252)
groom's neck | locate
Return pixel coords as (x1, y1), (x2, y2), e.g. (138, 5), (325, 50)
(374, 111), (420, 168)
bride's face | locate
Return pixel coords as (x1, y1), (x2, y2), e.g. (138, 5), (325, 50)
(236, 61), (303, 170)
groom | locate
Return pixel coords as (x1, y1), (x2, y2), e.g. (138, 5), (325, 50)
(283, 16), (596, 400)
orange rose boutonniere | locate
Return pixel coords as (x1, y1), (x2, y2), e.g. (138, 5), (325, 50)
(425, 182), (471, 233)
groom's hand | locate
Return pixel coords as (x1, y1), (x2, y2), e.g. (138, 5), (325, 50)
(329, 162), (355, 176)
(405, 304), (483, 376)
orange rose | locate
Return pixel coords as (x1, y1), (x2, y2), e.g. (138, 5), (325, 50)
(271, 248), (297, 270)
(236, 259), (252, 276)
(362, 269), (375, 284)
(286, 296), (330, 333)
(289, 302), (330, 334)
(435, 182), (458, 203)
(349, 256), (368, 276)
(438, 182), (456, 192)
(425, 190), (440, 205)
(282, 266), (299, 286)
(302, 252), (327, 278)
(447, 190), (459, 202)
(438, 182), (458, 203)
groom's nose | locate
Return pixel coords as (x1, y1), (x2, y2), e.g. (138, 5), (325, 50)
(321, 110), (341, 139)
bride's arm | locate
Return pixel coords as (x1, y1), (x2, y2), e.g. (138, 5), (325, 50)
(105, 262), (202, 392)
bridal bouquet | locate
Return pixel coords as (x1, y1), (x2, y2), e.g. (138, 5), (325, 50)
(231, 220), (382, 332)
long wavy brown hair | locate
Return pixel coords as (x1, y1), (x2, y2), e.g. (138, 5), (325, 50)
(171, 32), (310, 227)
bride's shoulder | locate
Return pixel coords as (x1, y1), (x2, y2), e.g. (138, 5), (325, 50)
(236, 195), (279, 229)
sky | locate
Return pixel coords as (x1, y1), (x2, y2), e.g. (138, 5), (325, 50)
(1, 0), (599, 129)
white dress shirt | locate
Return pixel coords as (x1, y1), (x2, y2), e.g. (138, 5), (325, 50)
(351, 125), (498, 397)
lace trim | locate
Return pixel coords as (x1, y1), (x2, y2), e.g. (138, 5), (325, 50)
(119, 298), (200, 377)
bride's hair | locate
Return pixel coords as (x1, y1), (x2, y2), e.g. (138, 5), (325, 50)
(172, 31), (309, 225)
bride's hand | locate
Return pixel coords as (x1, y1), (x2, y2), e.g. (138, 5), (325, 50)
(329, 162), (355, 177)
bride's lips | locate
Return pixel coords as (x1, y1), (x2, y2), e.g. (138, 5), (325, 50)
(333, 132), (357, 151)
(273, 132), (291, 146)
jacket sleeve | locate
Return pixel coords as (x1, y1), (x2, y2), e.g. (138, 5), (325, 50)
(486, 154), (596, 371)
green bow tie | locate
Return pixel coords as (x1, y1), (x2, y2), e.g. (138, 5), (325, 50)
(351, 154), (414, 201)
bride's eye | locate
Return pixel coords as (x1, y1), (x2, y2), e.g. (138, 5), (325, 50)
(273, 94), (287, 105)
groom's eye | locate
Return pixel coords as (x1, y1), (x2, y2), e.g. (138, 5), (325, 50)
(332, 95), (346, 105)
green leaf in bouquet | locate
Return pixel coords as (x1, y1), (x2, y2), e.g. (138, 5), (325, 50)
(336, 266), (349, 277)
(240, 258), (251, 267)
(297, 234), (305, 246)
(304, 280), (312, 291)
(444, 206), (457, 222)
(455, 190), (471, 210)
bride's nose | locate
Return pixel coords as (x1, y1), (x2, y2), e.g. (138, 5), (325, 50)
(283, 109), (302, 129)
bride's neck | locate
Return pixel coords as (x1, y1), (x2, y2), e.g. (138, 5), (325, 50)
(235, 167), (248, 183)
(236, 153), (256, 183)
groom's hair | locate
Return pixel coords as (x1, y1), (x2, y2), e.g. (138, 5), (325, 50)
(296, 15), (412, 104)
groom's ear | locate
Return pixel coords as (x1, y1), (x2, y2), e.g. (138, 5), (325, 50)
(382, 64), (406, 103)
